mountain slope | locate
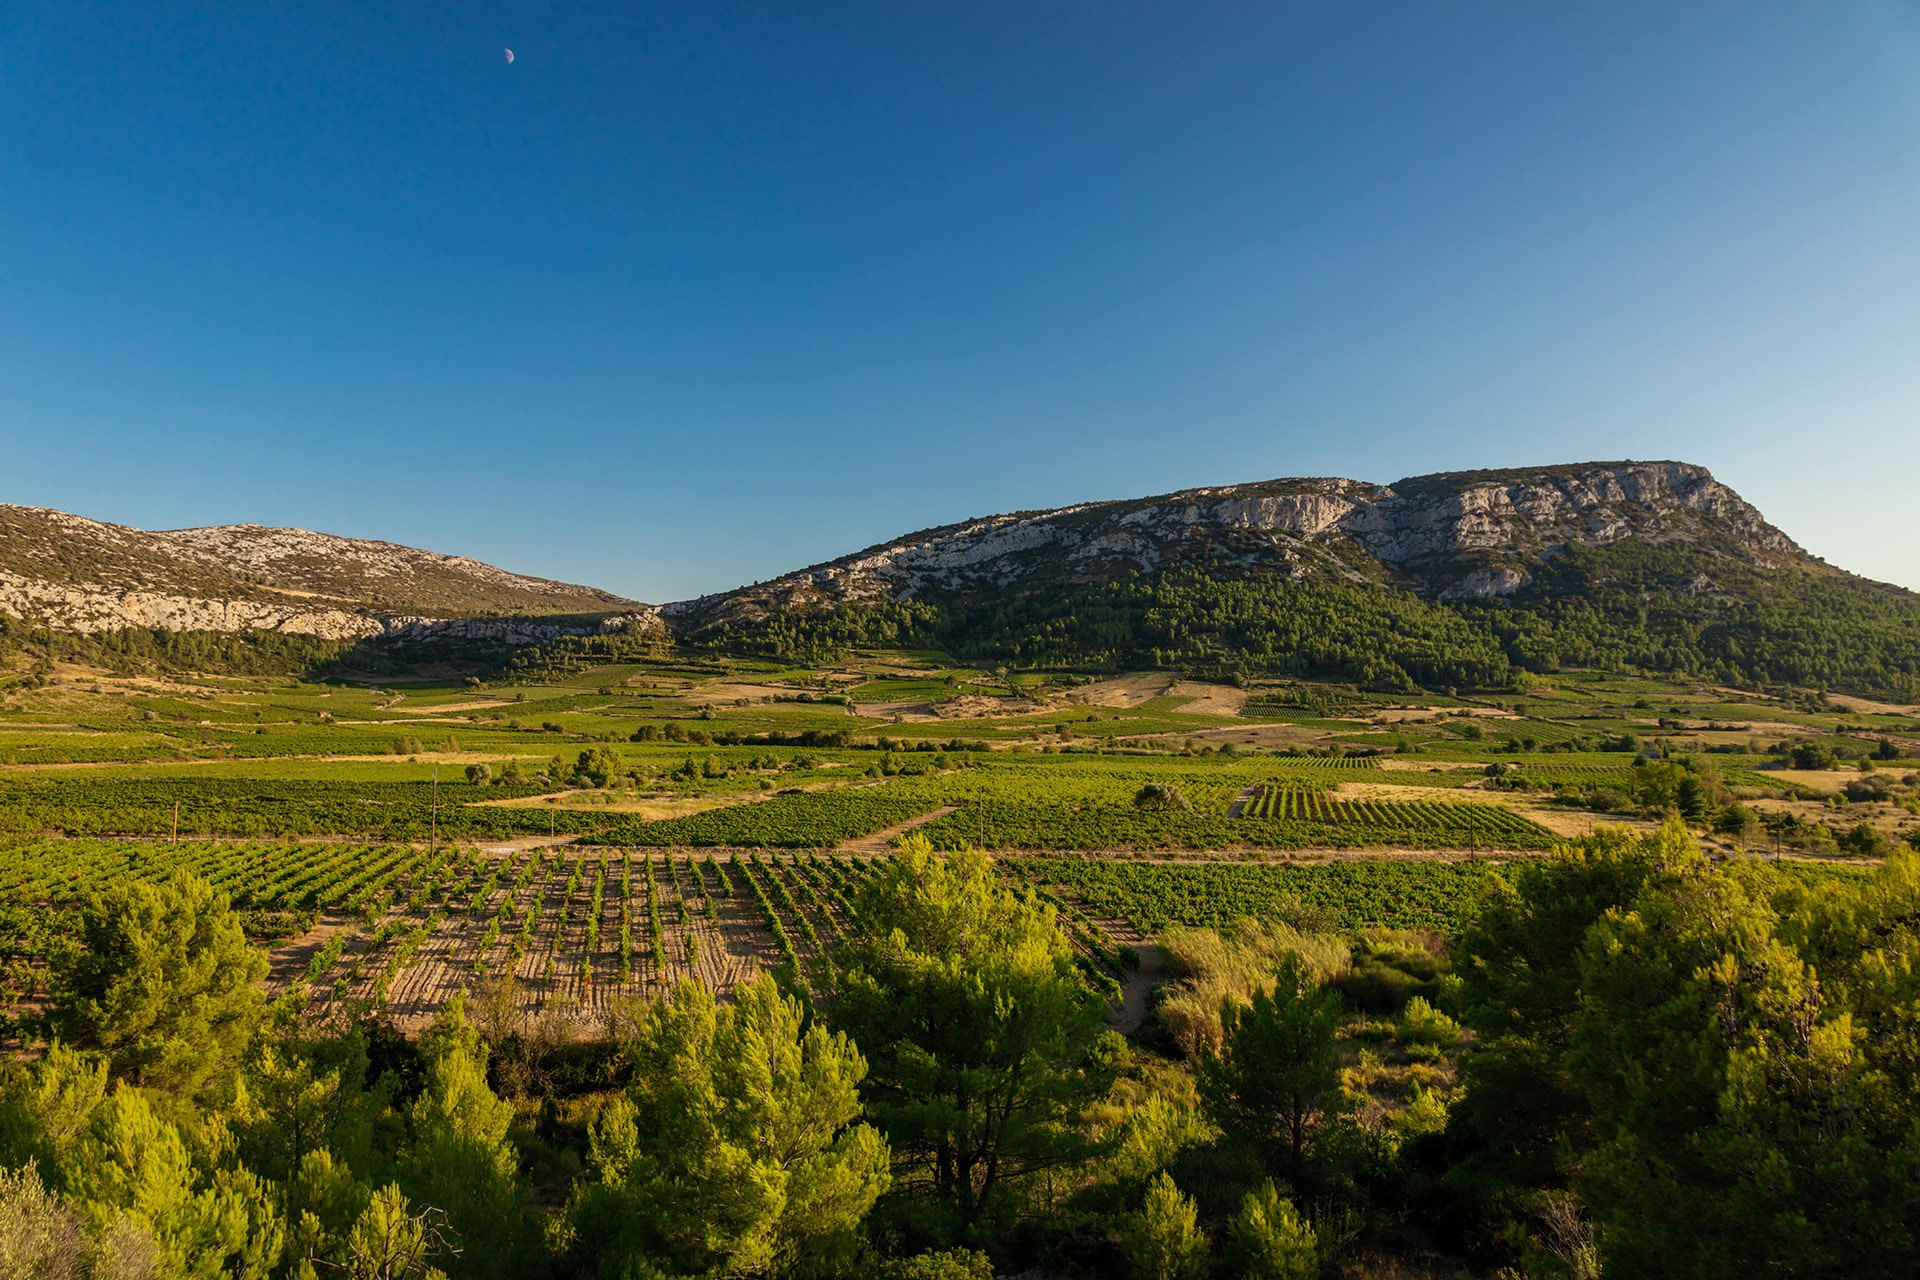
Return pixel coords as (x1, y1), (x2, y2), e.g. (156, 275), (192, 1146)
(666, 461), (1798, 628)
(666, 461), (1920, 699)
(6, 462), (1916, 699)
(0, 505), (645, 643)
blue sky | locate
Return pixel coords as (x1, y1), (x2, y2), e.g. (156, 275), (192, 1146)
(3, 3), (1918, 601)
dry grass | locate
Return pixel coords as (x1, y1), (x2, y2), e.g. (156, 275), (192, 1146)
(1157, 919), (1349, 1057)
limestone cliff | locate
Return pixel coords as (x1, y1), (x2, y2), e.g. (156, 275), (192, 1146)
(666, 460), (1803, 629)
(0, 505), (652, 642)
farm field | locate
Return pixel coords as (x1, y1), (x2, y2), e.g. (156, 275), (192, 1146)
(0, 836), (1155, 1031)
(2, 649), (1916, 860)
(1, 646), (1915, 1037)
(2, 616), (1918, 1280)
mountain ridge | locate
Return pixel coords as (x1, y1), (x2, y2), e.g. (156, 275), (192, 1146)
(4, 460), (1916, 699)
(665, 460), (1811, 631)
(0, 503), (646, 644)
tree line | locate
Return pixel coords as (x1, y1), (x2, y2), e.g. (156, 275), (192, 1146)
(2, 827), (1916, 1276)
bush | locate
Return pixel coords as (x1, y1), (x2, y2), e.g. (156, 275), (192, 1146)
(879, 1249), (995, 1280)
(1225, 1179), (1318, 1280)
(1397, 996), (1461, 1049)
(1837, 822), (1891, 857)
(1790, 742), (1836, 771)
(1334, 959), (1425, 1014)
(1121, 1173), (1209, 1280)
(574, 747), (623, 789)
(1844, 776), (1894, 804)
(1135, 783), (1192, 812)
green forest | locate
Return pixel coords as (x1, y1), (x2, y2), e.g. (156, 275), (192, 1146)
(10, 533), (1920, 704)
(2, 828), (1914, 1278)
(688, 547), (1920, 701)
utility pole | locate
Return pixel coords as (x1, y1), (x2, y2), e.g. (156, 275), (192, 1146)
(171, 801), (179, 845)
(430, 765), (439, 858)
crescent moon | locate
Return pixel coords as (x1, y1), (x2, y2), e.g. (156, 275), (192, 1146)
(504, 48), (515, 63)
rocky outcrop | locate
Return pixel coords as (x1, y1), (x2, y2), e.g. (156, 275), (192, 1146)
(668, 461), (1804, 629)
(1, 461), (1806, 647)
(0, 504), (647, 643)
(0, 567), (659, 643)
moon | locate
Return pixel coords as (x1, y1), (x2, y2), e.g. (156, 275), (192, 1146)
(504, 48), (514, 63)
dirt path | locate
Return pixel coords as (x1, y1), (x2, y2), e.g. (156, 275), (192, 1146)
(1226, 785), (1258, 819)
(266, 915), (351, 989)
(1072, 909), (1163, 1034)
(839, 805), (959, 854)
(1114, 941), (1165, 1035)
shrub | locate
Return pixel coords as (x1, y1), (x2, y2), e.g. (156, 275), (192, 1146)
(575, 747), (623, 789)
(1397, 995), (1461, 1049)
(1844, 776), (1893, 804)
(1157, 923), (1348, 1057)
(1837, 822), (1890, 857)
(879, 1250), (995, 1280)
(1135, 783), (1192, 812)
(1225, 1179), (1318, 1280)
(1121, 1173), (1209, 1280)
(1334, 959), (1424, 1014)
(1790, 742), (1836, 771)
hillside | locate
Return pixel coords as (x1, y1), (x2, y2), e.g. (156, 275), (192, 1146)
(7, 462), (1919, 698)
(666, 461), (1920, 699)
(0, 504), (646, 644)
(668, 461), (1798, 623)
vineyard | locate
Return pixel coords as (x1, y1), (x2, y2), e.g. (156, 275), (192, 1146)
(0, 763), (1558, 853)
(0, 837), (1223, 1027)
(0, 837), (896, 1027)
(916, 777), (1552, 852)
(1236, 782), (1547, 844)
(1004, 855), (1510, 934)
(0, 774), (956, 849)
(1258, 755), (1383, 770)
(1490, 763), (1636, 783)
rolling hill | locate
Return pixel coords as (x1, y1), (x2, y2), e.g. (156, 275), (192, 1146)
(5, 461), (1918, 698)
(0, 504), (646, 646)
(664, 461), (1920, 699)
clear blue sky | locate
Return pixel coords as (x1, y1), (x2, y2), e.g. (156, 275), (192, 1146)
(4, 3), (1918, 601)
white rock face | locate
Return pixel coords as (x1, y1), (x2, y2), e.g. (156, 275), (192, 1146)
(0, 568), (659, 643)
(155, 523), (601, 598)
(672, 460), (1803, 625)
(0, 504), (644, 643)
(2, 462), (1804, 644)
(1436, 567), (1533, 601)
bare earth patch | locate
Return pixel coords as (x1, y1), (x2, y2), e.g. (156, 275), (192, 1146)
(1827, 692), (1920, 717)
(1071, 673), (1180, 708)
(1165, 680), (1248, 717)
(471, 791), (736, 818)
(854, 700), (941, 721)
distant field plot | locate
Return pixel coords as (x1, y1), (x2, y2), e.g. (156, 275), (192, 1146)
(0, 838), (1142, 1032)
(1722, 767), (1803, 790)
(844, 676), (957, 703)
(0, 838), (892, 1028)
(1263, 755), (1383, 771)
(0, 771), (958, 849)
(1007, 856), (1508, 934)
(1497, 763), (1637, 784)
(913, 763), (1552, 852)
(1238, 783), (1548, 845)
(623, 779), (950, 848)
(0, 777), (584, 842)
